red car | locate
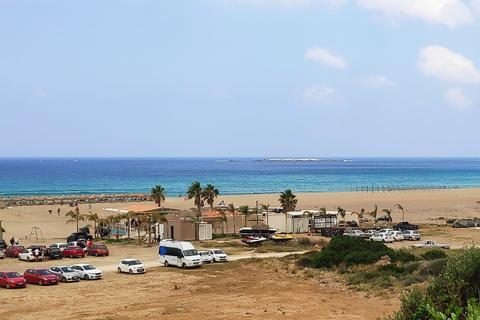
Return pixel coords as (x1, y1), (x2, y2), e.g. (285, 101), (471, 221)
(62, 246), (85, 258)
(86, 244), (109, 257)
(0, 271), (27, 289)
(24, 268), (59, 286)
(4, 245), (26, 258)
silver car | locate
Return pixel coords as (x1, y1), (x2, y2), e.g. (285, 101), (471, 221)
(49, 266), (80, 283)
(401, 230), (421, 241)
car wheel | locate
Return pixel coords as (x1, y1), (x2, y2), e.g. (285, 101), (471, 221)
(129, 269), (133, 275)
(62, 277), (67, 283)
(70, 254), (73, 258)
(84, 274), (89, 280)
(182, 263), (187, 269)
(409, 237), (413, 241)
(106, 253), (109, 256)
(38, 280), (43, 286)
(95, 252), (98, 257)
(164, 261), (169, 267)
(118, 267), (122, 273)
(6, 283), (10, 289)
(27, 257), (30, 262)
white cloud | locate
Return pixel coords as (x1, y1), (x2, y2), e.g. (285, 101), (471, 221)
(34, 89), (51, 97)
(444, 87), (473, 108)
(357, 74), (396, 88)
(301, 85), (344, 104)
(418, 45), (480, 83)
(357, 0), (475, 28)
(305, 47), (347, 69)
(472, 0), (480, 17)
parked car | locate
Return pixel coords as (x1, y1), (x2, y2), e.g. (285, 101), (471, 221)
(23, 268), (59, 286)
(18, 249), (41, 262)
(206, 249), (228, 262)
(401, 230), (422, 241)
(70, 263), (103, 280)
(67, 239), (88, 250)
(388, 231), (404, 241)
(67, 231), (93, 243)
(393, 221), (419, 231)
(4, 245), (26, 258)
(86, 244), (109, 257)
(369, 232), (395, 243)
(359, 230), (377, 239)
(376, 215), (393, 222)
(49, 243), (68, 250)
(46, 247), (63, 260)
(27, 244), (46, 252)
(411, 240), (450, 249)
(62, 246), (85, 258)
(0, 239), (7, 250)
(0, 271), (27, 289)
(117, 259), (146, 274)
(49, 266), (80, 283)
(198, 251), (213, 264)
(343, 230), (366, 238)
(0, 249), (4, 259)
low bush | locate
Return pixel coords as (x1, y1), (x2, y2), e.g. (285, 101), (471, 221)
(417, 259), (447, 276)
(404, 261), (422, 274)
(420, 249), (447, 261)
(400, 274), (425, 287)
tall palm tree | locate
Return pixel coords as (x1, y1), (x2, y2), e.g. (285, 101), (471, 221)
(202, 184), (219, 210)
(395, 203), (405, 222)
(151, 185), (166, 207)
(319, 207), (327, 215)
(65, 208), (85, 232)
(215, 208), (228, 234)
(85, 211), (100, 239)
(369, 204), (378, 223)
(279, 189), (297, 212)
(131, 211), (145, 245)
(337, 206), (346, 223)
(351, 208), (366, 226)
(227, 203), (237, 235)
(261, 203), (270, 226)
(238, 205), (250, 227)
(186, 210), (202, 241)
(187, 181), (203, 216)
(382, 208), (392, 224)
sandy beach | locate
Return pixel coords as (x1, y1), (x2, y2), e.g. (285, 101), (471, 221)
(1, 188), (480, 319)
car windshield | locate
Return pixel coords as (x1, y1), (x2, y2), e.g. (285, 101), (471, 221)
(61, 267), (74, 272)
(213, 250), (224, 254)
(6, 272), (21, 278)
(183, 249), (198, 257)
(128, 260), (141, 265)
(83, 265), (95, 270)
(38, 270), (52, 275)
(98, 245), (107, 249)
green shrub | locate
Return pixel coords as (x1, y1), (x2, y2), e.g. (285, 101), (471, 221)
(378, 264), (407, 277)
(394, 250), (416, 263)
(404, 261), (422, 274)
(421, 249), (447, 261)
(400, 274), (425, 287)
(417, 259), (447, 276)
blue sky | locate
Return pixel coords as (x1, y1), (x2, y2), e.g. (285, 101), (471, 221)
(1, 0), (479, 158)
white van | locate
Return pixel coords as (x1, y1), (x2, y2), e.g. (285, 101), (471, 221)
(158, 240), (202, 268)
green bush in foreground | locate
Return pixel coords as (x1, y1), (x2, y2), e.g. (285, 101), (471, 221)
(421, 249), (447, 261)
(386, 246), (480, 320)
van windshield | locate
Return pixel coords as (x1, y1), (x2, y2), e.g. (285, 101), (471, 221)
(183, 249), (198, 257)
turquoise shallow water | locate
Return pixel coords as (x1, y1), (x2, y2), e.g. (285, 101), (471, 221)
(0, 157), (479, 197)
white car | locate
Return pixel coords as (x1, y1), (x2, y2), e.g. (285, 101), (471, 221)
(343, 230), (366, 238)
(18, 249), (39, 261)
(369, 232), (395, 243)
(0, 249), (4, 259)
(402, 230), (422, 241)
(206, 249), (228, 262)
(49, 266), (80, 283)
(70, 263), (103, 280)
(117, 259), (146, 274)
(49, 243), (68, 250)
(388, 231), (404, 241)
(198, 251), (213, 264)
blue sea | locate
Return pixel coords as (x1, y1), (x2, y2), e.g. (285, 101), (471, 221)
(0, 157), (480, 198)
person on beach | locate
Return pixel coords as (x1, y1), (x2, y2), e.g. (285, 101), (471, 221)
(57, 207), (60, 215)
(88, 203), (91, 209)
(10, 237), (14, 246)
(34, 248), (40, 262)
(42, 246), (48, 262)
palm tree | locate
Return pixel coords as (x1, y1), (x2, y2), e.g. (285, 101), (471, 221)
(186, 210), (202, 241)
(238, 205), (251, 227)
(227, 203), (237, 235)
(65, 208), (85, 232)
(202, 184), (219, 210)
(337, 206), (346, 223)
(369, 204), (378, 223)
(187, 181), (203, 216)
(395, 203), (405, 222)
(351, 208), (366, 226)
(319, 207), (327, 215)
(382, 208), (392, 224)
(85, 211), (100, 239)
(215, 208), (227, 235)
(132, 211), (145, 245)
(279, 189), (297, 212)
(151, 185), (166, 207)
(261, 203), (270, 226)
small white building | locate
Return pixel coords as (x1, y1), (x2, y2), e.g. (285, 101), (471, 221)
(267, 211), (310, 233)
